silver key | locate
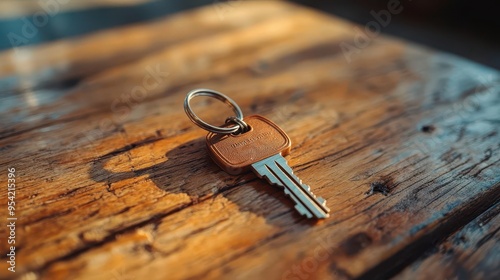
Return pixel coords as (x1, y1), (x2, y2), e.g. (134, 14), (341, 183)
(206, 115), (330, 219)
(251, 154), (330, 218)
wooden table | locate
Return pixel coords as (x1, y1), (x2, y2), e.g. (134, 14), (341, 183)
(1, 1), (498, 279)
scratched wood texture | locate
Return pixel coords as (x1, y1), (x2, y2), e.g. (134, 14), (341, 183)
(0, 1), (499, 280)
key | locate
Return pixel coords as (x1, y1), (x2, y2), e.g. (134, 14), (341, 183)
(206, 115), (330, 219)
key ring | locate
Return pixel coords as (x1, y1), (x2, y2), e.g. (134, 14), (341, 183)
(184, 88), (247, 134)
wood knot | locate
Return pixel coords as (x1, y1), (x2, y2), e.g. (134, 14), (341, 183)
(366, 181), (391, 196)
(421, 125), (436, 133)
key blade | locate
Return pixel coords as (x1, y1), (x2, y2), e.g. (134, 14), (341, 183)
(252, 154), (330, 219)
(316, 197), (326, 205)
(272, 155), (330, 218)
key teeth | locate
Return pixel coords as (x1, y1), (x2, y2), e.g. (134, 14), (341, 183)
(317, 197), (326, 205)
(252, 164), (283, 188)
(295, 204), (313, 218)
(259, 174), (281, 188)
(283, 188), (291, 196)
(286, 190), (316, 219)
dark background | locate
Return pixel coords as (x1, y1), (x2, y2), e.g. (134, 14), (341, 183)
(1, 0), (499, 69)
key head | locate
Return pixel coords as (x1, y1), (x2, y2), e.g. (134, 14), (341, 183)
(206, 115), (291, 175)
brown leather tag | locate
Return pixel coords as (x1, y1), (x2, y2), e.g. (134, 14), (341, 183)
(206, 115), (291, 175)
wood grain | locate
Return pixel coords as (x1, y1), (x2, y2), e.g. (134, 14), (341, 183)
(0, 1), (498, 279)
(394, 203), (499, 280)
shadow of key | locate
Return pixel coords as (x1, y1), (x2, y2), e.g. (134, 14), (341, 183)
(88, 134), (316, 225)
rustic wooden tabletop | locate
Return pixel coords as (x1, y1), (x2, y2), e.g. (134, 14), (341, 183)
(0, 1), (499, 280)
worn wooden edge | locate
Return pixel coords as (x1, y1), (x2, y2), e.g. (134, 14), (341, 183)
(393, 202), (500, 280)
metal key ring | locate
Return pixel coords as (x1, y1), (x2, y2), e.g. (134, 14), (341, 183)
(184, 88), (244, 134)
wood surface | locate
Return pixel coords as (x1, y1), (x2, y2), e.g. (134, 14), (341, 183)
(0, 0), (154, 19)
(0, 1), (499, 279)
